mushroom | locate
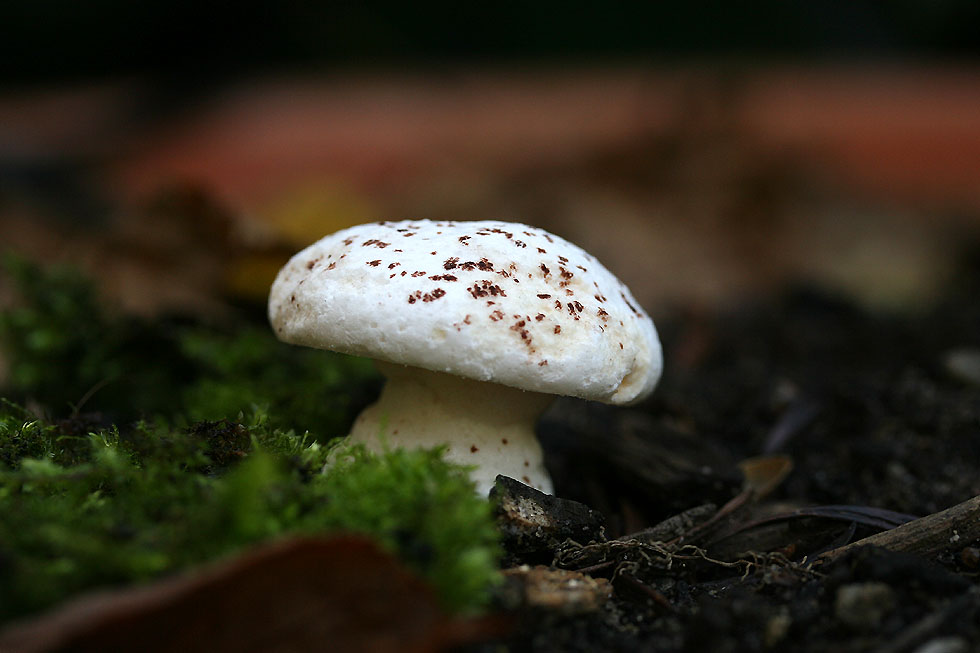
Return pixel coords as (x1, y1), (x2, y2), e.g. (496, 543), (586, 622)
(268, 220), (662, 495)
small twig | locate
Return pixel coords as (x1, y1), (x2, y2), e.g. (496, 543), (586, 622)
(572, 561), (615, 576)
(819, 494), (980, 563)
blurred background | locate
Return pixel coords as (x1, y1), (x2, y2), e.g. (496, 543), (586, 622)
(2, 1), (979, 318)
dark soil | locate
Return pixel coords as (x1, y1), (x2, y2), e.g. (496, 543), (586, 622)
(471, 250), (980, 652)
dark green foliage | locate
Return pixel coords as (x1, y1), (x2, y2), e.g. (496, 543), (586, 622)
(0, 408), (499, 620)
(0, 259), (499, 620)
(0, 255), (379, 437)
(0, 254), (193, 417)
(178, 325), (379, 435)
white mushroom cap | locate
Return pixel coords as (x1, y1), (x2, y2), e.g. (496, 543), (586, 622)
(268, 219), (662, 405)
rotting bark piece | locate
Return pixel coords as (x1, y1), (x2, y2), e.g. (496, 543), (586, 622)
(500, 566), (612, 615)
(819, 493), (980, 563)
(0, 536), (505, 653)
(491, 475), (606, 566)
(625, 503), (718, 545)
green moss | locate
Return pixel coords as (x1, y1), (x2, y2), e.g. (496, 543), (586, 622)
(0, 254), (379, 437)
(0, 409), (498, 620)
(0, 259), (500, 620)
(178, 325), (378, 435)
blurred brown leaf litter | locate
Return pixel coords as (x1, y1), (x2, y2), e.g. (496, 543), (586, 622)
(2, 65), (979, 318)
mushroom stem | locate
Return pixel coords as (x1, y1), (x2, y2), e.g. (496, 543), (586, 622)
(349, 361), (554, 495)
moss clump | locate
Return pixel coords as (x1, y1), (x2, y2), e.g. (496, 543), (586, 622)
(0, 259), (500, 620)
(0, 254), (379, 436)
(0, 407), (499, 620)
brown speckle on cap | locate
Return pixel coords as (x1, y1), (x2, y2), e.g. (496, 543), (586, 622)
(468, 280), (506, 299)
(388, 262), (400, 269)
(407, 288), (446, 304)
(538, 293), (551, 299)
(538, 360), (548, 366)
(510, 319), (531, 345)
(429, 274), (457, 282)
(411, 271), (426, 277)
(554, 325), (562, 334)
(489, 310), (504, 321)
(535, 314), (545, 321)
(537, 247), (546, 254)
(367, 260), (381, 267)
(362, 239), (389, 248)
(327, 262), (336, 270)
(621, 293), (640, 315)
(470, 445), (479, 453)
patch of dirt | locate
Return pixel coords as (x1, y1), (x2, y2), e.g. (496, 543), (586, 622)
(471, 249), (980, 652)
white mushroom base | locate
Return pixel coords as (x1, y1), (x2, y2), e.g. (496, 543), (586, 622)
(348, 361), (554, 496)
